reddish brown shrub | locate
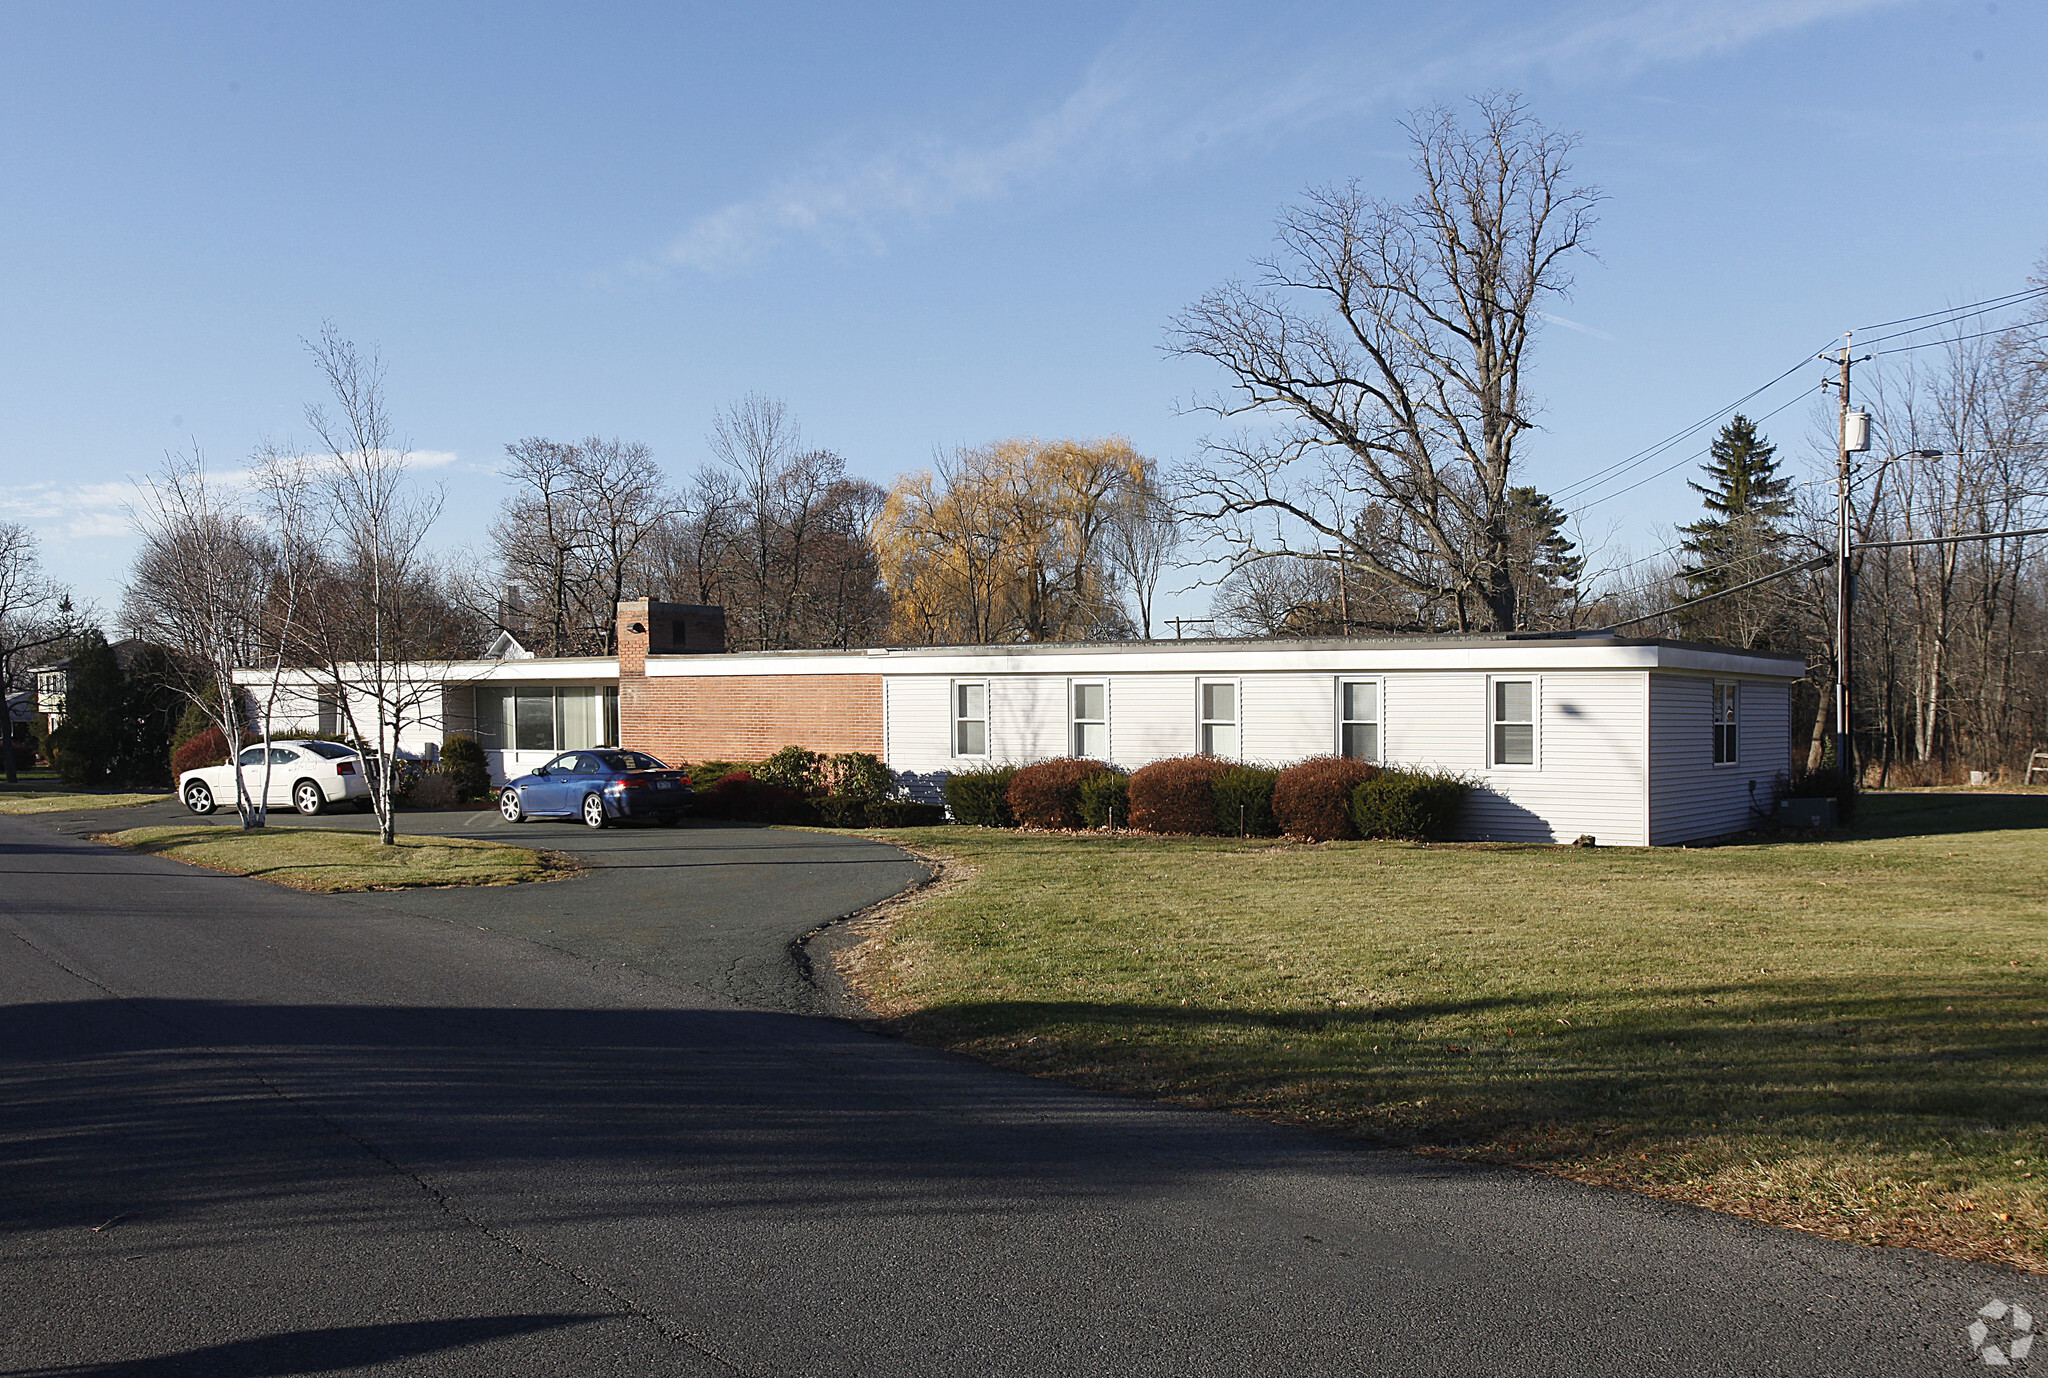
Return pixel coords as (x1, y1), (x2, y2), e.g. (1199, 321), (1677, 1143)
(1127, 755), (1234, 835)
(1273, 756), (1381, 841)
(1006, 757), (1112, 829)
(703, 770), (804, 823)
(172, 725), (233, 777)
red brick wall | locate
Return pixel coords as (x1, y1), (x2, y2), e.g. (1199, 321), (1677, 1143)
(620, 673), (884, 765)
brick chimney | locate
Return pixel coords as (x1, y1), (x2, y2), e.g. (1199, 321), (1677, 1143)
(617, 598), (652, 678)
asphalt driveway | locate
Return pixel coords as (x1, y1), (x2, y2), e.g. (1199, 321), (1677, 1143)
(1, 801), (2040, 1376)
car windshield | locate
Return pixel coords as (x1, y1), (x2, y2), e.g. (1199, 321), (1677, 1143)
(595, 751), (668, 772)
(298, 741), (357, 760)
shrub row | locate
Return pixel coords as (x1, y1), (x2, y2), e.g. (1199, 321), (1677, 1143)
(671, 750), (937, 828)
(944, 752), (1470, 840)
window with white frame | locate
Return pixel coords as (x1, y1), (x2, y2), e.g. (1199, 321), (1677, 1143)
(1072, 681), (1108, 759)
(953, 681), (989, 757)
(1713, 681), (1740, 765)
(1199, 680), (1238, 757)
(1491, 679), (1535, 766)
(1338, 679), (1380, 761)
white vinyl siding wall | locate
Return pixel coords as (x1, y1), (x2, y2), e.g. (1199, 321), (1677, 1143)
(883, 667), (1653, 846)
(1649, 673), (1791, 844)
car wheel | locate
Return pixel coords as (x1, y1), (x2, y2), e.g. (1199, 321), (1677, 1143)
(293, 780), (325, 816)
(498, 788), (525, 823)
(183, 781), (214, 815)
(581, 792), (608, 829)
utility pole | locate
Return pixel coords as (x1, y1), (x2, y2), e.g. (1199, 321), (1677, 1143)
(1828, 335), (1871, 794)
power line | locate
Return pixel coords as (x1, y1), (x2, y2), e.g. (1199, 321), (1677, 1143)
(1570, 383), (1818, 513)
(1853, 284), (2048, 337)
(1553, 288), (2045, 517)
(1870, 322), (2046, 357)
(1550, 348), (1828, 505)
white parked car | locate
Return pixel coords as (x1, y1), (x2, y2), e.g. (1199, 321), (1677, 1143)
(179, 740), (372, 817)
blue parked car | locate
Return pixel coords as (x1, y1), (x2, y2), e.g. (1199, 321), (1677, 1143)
(497, 749), (692, 828)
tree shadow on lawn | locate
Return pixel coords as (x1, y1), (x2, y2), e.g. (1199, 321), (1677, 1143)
(1846, 791), (2048, 842)
(899, 980), (2048, 1148)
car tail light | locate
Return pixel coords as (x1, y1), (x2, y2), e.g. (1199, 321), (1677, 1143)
(335, 761), (357, 776)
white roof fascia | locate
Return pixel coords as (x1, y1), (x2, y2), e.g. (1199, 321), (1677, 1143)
(644, 642), (1805, 680)
(232, 641), (1806, 686)
(231, 657), (621, 686)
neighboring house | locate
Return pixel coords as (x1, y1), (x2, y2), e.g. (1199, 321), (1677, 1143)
(238, 599), (1804, 846)
(29, 638), (157, 727)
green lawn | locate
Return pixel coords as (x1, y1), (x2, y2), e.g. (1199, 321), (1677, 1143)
(103, 824), (572, 892)
(0, 789), (168, 814)
(839, 791), (2048, 1273)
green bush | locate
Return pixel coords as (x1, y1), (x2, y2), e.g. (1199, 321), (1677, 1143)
(1273, 756), (1381, 841)
(1349, 769), (1472, 841)
(828, 751), (895, 801)
(1007, 757), (1111, 830)
(864, 799), (946, 828)
(1076, 770), (1130, 829)
(754, 745), (826, 796)
(688, 760), (748, 790)
(945, 765), (1018, 827)
(1128, 756), (1233, 835)
(814, 794), (868, 827)
(1212, 764), (1280, 836)
(439, 736), (492, 803)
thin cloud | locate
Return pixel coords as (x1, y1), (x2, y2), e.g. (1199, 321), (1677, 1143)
(646, 0), (1914, 276)
(1541, 312), (1619, 341)
(2, 450), (458, 542)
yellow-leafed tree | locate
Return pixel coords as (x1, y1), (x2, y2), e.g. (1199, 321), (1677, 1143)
(875, 438), (1154, 645)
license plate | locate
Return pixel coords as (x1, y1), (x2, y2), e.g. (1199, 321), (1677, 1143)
(656, 781), (677, 789)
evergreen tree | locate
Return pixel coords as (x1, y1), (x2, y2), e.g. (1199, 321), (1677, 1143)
(1678, 415), (1793, 596)
(116, 644), (184, 787)
(46, 630), (123, 785)
(1504, 487), (1584, 628)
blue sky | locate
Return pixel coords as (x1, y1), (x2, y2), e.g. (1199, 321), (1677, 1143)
(2, 0), (2042, 625)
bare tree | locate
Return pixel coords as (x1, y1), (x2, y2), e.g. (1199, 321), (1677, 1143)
(1104, 471), (1180, 640)
(1169, 93), (1599, 632)
(297, 325), (453, 845)
(490, 437), (676, 655)
(0, 523), (84, 782)
(492, 438), (582, 655)
(125, 451), (279, 824)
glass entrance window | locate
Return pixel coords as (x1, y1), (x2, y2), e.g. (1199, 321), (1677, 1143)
(558, 686), (601, 750)
(513, 689), (555, 752)
(1073, 682), (1107, 758)
(1340, 680), (1379, 761)
(1199, 681), (1238, 757)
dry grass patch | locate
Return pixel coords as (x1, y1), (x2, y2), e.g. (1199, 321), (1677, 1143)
(103, 824), (575, 892)
(839, 792), (2048, 1272)
(0, 790), (167, 814)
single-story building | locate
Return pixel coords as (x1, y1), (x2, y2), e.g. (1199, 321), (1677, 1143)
(240, 598), (1805, 846)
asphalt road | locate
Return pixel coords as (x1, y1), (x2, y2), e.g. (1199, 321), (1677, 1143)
(1, 804), (2039, 1376)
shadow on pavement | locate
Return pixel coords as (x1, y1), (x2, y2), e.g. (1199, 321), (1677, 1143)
(0, 1314), (612, 1377)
